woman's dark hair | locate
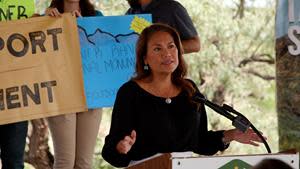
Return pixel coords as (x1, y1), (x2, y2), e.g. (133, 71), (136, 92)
(133, 23), (196, 100)
(49, 0), (96, 16)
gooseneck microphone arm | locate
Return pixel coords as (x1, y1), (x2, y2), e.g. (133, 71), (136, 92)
(222, 104), (271, 153)
(193, 95), (250, 132)
(193, 95), (271, 153)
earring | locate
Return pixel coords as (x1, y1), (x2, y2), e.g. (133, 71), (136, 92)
(144, 64), (149, 71)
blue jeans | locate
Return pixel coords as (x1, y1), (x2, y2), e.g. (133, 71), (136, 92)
(0, 121), (28, 169)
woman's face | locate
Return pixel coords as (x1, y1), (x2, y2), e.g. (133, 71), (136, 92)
(145, 31), (179, 76)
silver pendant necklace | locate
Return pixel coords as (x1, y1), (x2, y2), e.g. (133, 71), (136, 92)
(165, 97), (172, 104)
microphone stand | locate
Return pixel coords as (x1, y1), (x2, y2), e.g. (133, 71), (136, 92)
(194, 95), (271, 153)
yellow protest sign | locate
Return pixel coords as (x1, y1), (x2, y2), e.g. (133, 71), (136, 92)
(0, 14), (87, 124)
(130, 15), (151, 34)
(0, 0), (35, 21)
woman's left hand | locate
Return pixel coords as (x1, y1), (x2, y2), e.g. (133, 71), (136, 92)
(223, 129), (266, 146)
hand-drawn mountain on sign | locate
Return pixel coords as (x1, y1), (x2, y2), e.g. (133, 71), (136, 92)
(78, 25), (139, 47)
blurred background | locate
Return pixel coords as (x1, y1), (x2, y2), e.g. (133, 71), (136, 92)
(27, 0), (277, 168)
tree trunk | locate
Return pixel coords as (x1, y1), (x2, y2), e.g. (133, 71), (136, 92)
(212, 85), (225, 105)
(25, 119), (54, 169)
(276, 35), (300, 152)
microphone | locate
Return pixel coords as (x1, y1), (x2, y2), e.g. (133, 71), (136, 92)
(193, 94), (250, 132)
(193, 93), (271, 153)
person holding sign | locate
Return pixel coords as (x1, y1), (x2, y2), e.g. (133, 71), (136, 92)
(0, 2), (31, 169)
(126, 0), (200, 54)
(101, 24), (265, 168)
(44, 0), (103, 169)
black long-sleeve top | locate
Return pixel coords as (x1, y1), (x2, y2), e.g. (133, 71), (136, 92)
(102, 80), (228, 168)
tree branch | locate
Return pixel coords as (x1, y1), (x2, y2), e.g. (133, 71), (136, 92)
(239, 53), (275, 67)
(25, 119), (54, 169)
(233, 0), (245, 19)
(245, 14), (273, 54)
(243, 69), (275, 81)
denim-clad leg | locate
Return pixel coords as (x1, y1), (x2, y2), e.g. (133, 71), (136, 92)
(0, 121), (28, 169)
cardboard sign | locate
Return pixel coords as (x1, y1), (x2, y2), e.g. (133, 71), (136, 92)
(0, 0), (35, 21)
(77, 14), (152, 108)
(0, 14), (87, 124)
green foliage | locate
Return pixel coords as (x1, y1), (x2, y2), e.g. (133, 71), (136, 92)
(96, 0), (128, 16)
(180, 0), (277, 155)
(34, 0), (50, 14)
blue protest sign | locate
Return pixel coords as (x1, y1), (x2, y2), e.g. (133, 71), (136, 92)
(77, 14), (152, 108)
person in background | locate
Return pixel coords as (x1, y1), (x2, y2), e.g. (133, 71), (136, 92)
(126, 0), (200, 54)
(101, 23), (266, 168)
(0, 121), (28, 169)
(0, 9), (33, 169)
(45, 0), (103, 168)
(252, 159), (294, 169)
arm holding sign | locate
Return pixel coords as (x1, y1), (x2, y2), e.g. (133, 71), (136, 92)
(45, 7), (82, 17)
(45, 7), (62, 17)
(126, 0), (200, 54)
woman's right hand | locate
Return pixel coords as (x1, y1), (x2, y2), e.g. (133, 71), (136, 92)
(223, 128), (266, 146)
(116, 130), (136, 154)
(45, 7), (62, 17)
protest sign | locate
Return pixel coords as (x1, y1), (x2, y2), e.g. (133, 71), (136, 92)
(0, 14), (86, 124)
(77, 14), (151, 108)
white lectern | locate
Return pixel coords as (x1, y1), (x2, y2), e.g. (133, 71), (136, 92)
(127, 151), (299, 169)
